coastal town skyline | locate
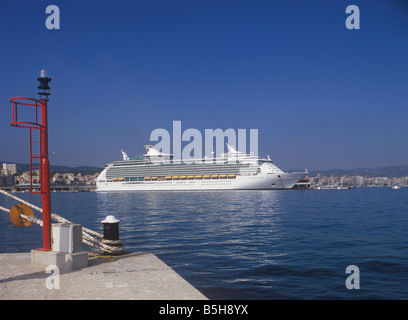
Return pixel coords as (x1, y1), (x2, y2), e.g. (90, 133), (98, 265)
(2, 160), (408, 190)
(1, 1), (407, 171)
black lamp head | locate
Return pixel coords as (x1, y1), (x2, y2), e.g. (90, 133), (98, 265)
(37, 69), (51, 99)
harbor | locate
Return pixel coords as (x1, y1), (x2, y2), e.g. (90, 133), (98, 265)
(0, 188), (207, 300)
(1, 1), (407, 301)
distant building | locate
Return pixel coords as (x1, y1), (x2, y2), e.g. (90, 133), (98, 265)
(0, 163), (17, 187)
(328, 175), (338, 186)
(374, 177), (387, 187)
(352, 176), (364, 187)
(293, 177), (314, 189)
(1, 163), (17, 175)
(0, 175), (15, 187)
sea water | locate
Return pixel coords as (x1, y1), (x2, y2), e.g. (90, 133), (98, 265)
(1, 187), (407, 299)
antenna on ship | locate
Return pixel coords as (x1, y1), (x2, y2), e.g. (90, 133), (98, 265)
(226, 143), (236, 153)
(121, 149), (130, 160)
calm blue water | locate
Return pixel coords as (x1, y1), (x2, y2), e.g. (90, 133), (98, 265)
(1, 188), (407, 299)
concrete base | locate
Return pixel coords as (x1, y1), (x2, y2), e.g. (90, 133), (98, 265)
(31, 249), (88, 270)
(52, 223), (83, 253)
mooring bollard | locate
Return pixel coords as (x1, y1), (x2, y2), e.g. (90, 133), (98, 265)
(101, 215), (124, 255)
(102, 215), (120, 240)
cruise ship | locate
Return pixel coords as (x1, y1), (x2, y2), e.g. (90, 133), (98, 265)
(96, 145), (307, 191)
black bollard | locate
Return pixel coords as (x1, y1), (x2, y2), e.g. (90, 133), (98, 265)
(102, 215), (120, 240)
(101, 215), (124, 254)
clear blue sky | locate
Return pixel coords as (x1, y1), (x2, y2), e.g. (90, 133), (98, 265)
(1, 0), (407, 170)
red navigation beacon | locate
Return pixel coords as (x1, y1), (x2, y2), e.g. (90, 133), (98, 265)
(9, 69), (52, 251)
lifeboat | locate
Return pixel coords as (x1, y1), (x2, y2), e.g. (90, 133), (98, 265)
(172, 176), (180, 180)
(165, 176), (172, 180)
(144, 177), (151, 180)
(219, 174), (227, 178)
(228, 174), (236, 178)
(195, 175), (203, 179)
(151, 177), (158, 180)
(211, 175), (219, 178)
(187, 175), (195, 179)
(203, 175), (211, 179)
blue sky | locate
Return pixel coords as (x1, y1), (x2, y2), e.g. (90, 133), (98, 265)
(0, 0), (407, 170)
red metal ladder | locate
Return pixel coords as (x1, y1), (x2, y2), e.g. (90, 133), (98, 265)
(29, 127), (42, 194)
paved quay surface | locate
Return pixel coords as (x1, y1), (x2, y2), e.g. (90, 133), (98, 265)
(0, 252), (207, 300)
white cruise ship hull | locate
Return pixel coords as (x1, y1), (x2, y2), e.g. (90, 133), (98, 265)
(96, 172), (306, 191)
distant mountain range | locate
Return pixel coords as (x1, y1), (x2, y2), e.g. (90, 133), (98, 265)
(3, 161), (408, 177)
(1, 161), (103, 175)
(305, 166), (408, 178)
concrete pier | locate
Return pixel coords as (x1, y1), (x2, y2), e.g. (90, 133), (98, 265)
(0, 252), (207, 300)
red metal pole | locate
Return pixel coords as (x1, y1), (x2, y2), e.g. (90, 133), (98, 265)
(40, 98), (52, 251)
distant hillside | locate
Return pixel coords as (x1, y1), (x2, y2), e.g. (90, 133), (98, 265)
(307, 165), (408, 178)
(1, 161), (103, 175)
(49, 165), (103, 175)
(3, 161), (408, 177)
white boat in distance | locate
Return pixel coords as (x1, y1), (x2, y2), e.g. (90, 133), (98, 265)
(96, 144), (307, 191)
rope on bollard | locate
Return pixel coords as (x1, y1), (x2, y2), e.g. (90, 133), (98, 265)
(0, 189), (124, 254)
